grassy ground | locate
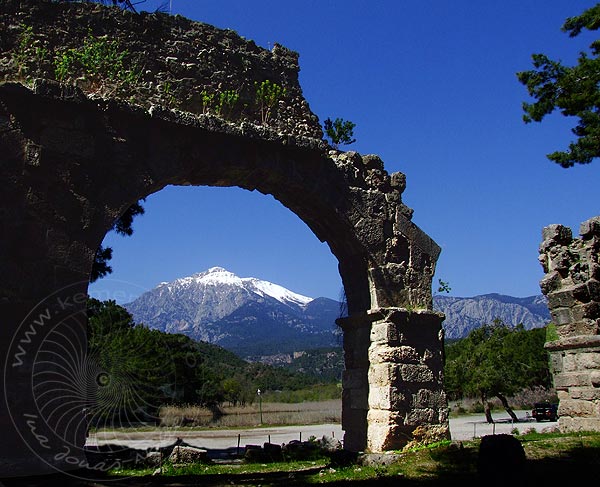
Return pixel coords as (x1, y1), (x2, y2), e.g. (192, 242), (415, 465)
(4, 430), (598, 486)
(159, 400), (342, 428)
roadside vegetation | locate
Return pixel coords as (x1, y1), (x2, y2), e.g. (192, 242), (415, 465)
(444, 319), (556, 422)
(88, 298), (559, 429)
(87, 299), (340, 428)
(96, 430), (600, 485)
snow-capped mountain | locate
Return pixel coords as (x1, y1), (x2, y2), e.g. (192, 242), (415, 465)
(124, 267), (342, 358)
(124, 266), (552, 359)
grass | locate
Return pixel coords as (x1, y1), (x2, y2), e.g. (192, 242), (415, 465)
(159, 400), (341, 428)
(82, 430), (600, 486)
(111, 459), (329, 478)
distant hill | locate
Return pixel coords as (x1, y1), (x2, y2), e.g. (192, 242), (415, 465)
(433, 293), (550, 339)
(124, 268), (551, 361)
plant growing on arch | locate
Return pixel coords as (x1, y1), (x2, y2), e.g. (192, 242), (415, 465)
(255, 79), (286, 124)
(324, 117), (356, 149)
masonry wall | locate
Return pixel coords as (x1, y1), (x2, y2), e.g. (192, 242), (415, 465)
(0, 1), (449, 475)
(539, 216), (600, 432)
(0, 0), (322, 139)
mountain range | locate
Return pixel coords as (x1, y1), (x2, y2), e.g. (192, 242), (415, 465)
(124, 267), (342, 359)
(433, 293), (550, 339)
(124, 267), (551, 359)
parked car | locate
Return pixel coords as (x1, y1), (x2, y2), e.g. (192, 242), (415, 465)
(531, 402), (559, 422)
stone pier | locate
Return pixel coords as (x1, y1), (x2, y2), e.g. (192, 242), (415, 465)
(0, 1), (449, 475)
(539, 216), (600, 432)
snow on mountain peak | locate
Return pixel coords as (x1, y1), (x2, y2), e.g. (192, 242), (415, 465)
(167, 267), (312, 307)
(246, 278), (312, 307)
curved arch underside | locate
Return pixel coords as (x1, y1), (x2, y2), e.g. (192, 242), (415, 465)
(0, 1), (448, 476)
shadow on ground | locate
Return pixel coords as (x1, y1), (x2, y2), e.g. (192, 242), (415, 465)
(1, 441), (599, 487)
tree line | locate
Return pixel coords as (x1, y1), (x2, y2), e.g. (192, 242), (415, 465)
(444, 319), (553, 423)
(86, 298), (331, 426)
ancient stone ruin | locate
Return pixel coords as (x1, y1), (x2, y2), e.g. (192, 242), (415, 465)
(0, 1), (448, 476)
(539, 216), (600, 432)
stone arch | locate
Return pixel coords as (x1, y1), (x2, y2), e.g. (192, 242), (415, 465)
(0, 1), (448, 476)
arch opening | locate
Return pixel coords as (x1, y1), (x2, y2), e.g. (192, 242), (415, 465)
(0, 1), (448, 474)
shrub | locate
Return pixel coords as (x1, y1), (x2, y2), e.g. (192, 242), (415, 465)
(324, 117), (356, 148)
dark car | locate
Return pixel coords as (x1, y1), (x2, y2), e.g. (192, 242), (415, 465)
(532, 402), (559, 422)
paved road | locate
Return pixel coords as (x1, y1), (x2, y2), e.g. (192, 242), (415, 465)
(88, 410), (558, 451)
(88, 423), (344, 451)
(449, 409), (558, 441)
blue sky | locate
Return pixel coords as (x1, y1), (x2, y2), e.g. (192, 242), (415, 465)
(89, 0), (600, 304)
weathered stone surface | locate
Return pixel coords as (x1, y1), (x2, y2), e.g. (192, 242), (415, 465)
(539, 217), (600, 434)
(559, 416), (600, 432)
(580, 216), (600, 239)
(169, 446), (210, 464)
(0, 1), (448, 476)
(557, 398), (597, 418)
(570, 387), (600, 401)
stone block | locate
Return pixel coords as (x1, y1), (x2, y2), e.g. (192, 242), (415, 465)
(587, 279), (600, 302)
(399, 364), (434, 383)
(548, 351), (564, 375)
(580, 216), (600, 239)
(559, 398), (597, 417)
(577, 351), (600, 370)
(559, 417), (600, 433)
(562, 353), (579, 373)
(542, 224), (572, 245)
(554, 321), (595, 338)
(367, 409), (402, 425)
(367, 423), (409, 452)
(369, 363), (401, 385)
(572, 301), (600, 321)
(169, 446), (209, 464)
(405, 408), (436, 426)
(540, 270), (561, 294)
(368, 344), (420, 365)
(553, 372), (593, 388)
(570, 386), (600, 401)
(550, 307), (573, 326)
(413, 388), (447, 409)
(342, 404), (367, 432)
(368, 386), (407, 411)
(547, 284), (589, 308)
(349, 388), (369, 410)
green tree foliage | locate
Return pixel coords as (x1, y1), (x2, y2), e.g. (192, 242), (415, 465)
(85, 299), (328, 424)
(87, 298), (223, 424)
(91, 200), (145, 282)
(444, 319), (552, 423)
(323, 117), (356, 149)
(437, 279), (451, 294)
(517, 4), (600, 167)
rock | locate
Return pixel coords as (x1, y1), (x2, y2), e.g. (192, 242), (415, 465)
(316, 435), (342, 453)
(169, 445), (210, 465)
(143, 451), (163, 467)
(477, 434), (526, 485)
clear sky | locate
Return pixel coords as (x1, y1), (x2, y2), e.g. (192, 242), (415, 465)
(89, 0), (600, 304)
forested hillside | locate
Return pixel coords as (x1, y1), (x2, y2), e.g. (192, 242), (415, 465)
(86, 299), (331, 425)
